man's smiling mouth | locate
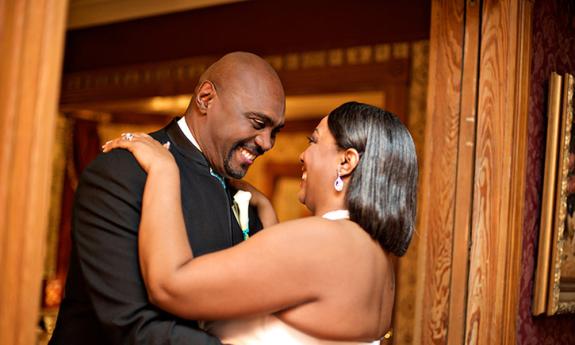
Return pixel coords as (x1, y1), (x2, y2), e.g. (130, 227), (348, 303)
(240, 147), (256, 161)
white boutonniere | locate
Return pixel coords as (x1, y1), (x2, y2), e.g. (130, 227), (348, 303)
(233, 190), (252, 240)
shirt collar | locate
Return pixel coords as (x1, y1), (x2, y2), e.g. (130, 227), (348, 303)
(174, 117), (225, 186)
(177, 116), (202, 152)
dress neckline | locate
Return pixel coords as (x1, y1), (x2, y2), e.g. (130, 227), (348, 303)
(321, 210), (350, 220)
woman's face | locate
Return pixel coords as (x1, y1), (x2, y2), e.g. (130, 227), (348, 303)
(298, 116), (341, 213)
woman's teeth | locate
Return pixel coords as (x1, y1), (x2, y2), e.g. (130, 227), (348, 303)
(301, 172), (307, 180)
(240, 148), (256, 161)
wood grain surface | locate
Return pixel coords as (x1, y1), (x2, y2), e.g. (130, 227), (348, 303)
(415, 1), (532, 344)
(414, 1), (465, 344)
(465, 1), (531, 344)
(0, 0), (68, 344)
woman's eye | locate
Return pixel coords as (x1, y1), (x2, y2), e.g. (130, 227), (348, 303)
(306, 136), (316, 144)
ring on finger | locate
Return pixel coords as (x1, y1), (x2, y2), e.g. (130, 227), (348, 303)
(123, 133), (134, 141)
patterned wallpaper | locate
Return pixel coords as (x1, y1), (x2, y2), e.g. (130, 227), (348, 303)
(518, 0), (575, 343)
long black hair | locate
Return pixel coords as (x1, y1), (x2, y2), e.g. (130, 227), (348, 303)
(327, 102), (418, 256)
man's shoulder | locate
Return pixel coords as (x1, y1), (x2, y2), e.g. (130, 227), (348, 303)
(86, 147), (140, 174)
(86, 124), (171, 175)
(78, 122), (183, 192)
(149, 126), (169, 141)
(74, 150), (144, 202)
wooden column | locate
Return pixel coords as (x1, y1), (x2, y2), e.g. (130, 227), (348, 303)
(413, 0), (532, 344)
(464, 0), (532, 343)
(413, 1), (467, 343)
(0, 0), (68, 344)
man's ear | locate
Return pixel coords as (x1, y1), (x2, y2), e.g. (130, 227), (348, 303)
(339, 148), (360, 177)
(195, 80), (217, 114)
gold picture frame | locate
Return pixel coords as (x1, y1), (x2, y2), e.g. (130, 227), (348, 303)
(533, 72), (575, 315)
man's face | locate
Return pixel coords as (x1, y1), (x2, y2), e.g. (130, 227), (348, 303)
(205, 81), (285, 179)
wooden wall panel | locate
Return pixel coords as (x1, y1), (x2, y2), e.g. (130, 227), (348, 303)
(464, 0), (532, 344)
(446, 1), (481, 343)
(500, 7), (532, 343)
(413, 1), (465, 344)
(0, 0), (68, 344)
(415, 1), (532, 344)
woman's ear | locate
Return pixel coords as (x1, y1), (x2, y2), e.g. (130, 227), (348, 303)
(195, 80), (217, 114)
(339, 148), (360, 177)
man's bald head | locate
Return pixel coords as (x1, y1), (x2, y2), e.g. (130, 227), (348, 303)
(186, 52), (286, 179)
(198, 52), (283, 98)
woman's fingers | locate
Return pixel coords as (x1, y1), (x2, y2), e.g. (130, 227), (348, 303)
(101, 132), (161, 152)
(101, 137), (129, 152)
(101, 132), (175, 173)
(101, 136), (137, 152)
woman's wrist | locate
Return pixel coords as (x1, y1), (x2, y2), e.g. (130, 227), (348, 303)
(147, 161), (179, 178)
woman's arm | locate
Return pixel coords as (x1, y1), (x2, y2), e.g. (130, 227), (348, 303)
(102, 134), (335, 320)
(103, 134), (194, 301)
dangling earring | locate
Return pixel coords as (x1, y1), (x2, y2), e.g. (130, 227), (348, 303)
(334, 167), (344, 192)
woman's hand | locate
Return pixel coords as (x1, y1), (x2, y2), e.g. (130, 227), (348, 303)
(102, 133), (176, 174)
(229, 179), (278, 227)
(228, 179), (265, 207)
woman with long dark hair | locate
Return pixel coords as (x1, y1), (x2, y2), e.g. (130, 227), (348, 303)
(103, 101), (418, 344)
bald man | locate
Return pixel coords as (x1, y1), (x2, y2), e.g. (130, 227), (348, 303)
(49, 52), (286, 345)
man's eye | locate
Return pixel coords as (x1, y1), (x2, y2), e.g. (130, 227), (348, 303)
(252, 119), (265, 129)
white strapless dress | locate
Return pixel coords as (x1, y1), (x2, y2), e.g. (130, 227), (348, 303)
(204, 315), (381, 345)
(204, 210), (380, 345)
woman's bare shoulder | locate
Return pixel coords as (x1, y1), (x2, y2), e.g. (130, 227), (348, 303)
(252, 216), (368, 255)
(260, 216), (346, 238)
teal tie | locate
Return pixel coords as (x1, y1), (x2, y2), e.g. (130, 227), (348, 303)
(210, 168), (249, 240)
(209, 168), (226, 189)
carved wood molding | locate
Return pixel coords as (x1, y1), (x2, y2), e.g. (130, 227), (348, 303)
(500, 1), (533, 342)
(60, 42), (415, 103)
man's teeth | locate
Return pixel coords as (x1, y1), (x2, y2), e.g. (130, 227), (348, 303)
(240, 148), (256, 161)
(302, 172), (307, 180)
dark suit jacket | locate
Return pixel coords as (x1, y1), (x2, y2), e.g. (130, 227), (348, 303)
(49, 119), (263, 344)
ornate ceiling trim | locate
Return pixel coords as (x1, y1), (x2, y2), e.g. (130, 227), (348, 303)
(61, 42), (414, 104)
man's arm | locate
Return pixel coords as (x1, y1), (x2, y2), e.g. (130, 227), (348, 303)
(73, 149), (221, 344)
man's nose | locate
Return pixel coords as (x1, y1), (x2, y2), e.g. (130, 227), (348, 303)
(255, 131), (273, 152)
